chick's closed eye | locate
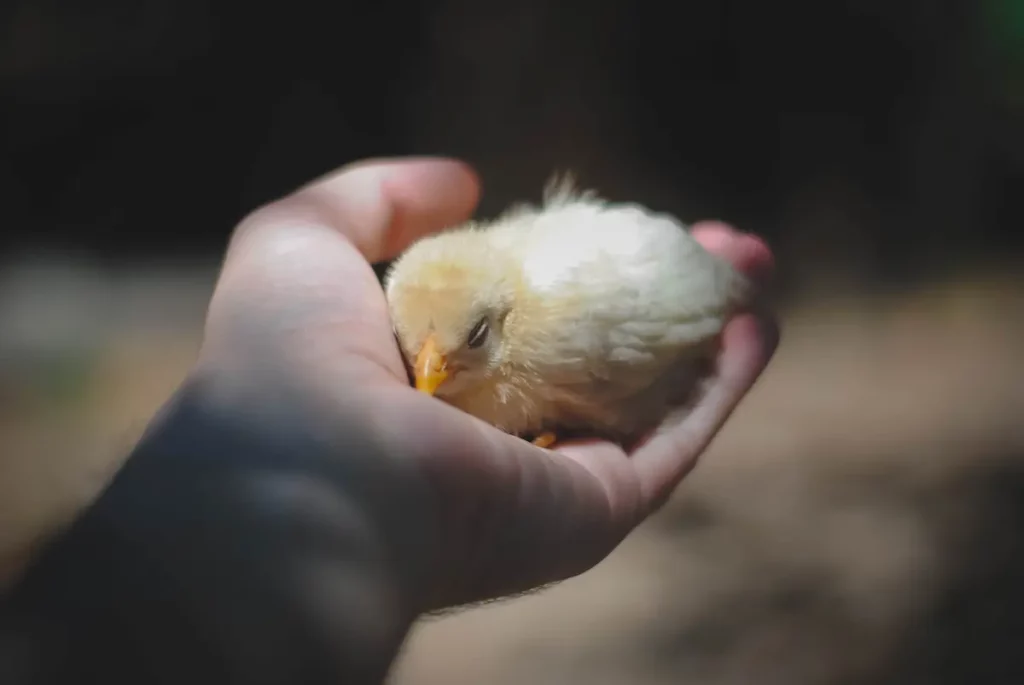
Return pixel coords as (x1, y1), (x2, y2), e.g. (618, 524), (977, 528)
(383, 174), (750, 448)
(466, 317), (489, 349)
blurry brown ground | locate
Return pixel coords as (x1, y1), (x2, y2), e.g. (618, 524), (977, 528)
(2, 263), (1023, 685)
(3, 0), (1024, 683)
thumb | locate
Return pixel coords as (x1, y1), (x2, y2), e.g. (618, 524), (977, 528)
(234, 157), (482, 264)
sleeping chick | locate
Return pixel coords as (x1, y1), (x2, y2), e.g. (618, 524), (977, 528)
(383, 176), (750, 448)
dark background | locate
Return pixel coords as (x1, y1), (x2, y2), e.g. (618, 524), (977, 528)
(3, 0), (1021, 285)
(2, 2), (1024, 684)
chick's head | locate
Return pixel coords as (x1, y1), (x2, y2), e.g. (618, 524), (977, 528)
(384, 227), (520, 398)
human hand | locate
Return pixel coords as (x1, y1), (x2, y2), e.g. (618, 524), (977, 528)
(0, 157), (776, 685)
(193, 156), (779, 612)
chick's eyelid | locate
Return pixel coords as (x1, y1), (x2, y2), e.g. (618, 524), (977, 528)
(467, 317), (489, 349)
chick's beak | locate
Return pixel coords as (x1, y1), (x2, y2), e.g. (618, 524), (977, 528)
(414, 333), (448, 395)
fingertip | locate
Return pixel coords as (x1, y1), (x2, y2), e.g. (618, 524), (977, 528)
(691, 221), (775, 284)
(736, 233), (775, 285)
(382, 157), (482, 249)
(690, 220), (738, 245)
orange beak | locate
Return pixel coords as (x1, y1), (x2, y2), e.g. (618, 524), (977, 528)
(414, 333), (448, 395)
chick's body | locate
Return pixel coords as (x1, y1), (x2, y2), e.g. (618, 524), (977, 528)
(384, 181), (749, 445)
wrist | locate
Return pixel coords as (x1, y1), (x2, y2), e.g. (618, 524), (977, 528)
(2, 370), (434, 684)
(181, 364), (444, 614)
(138, 372), (429, 676)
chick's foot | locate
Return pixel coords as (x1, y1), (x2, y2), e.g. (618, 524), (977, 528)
(531, 432), (558, 449)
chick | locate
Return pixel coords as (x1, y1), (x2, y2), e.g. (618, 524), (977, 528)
(383, 176), (750, 448)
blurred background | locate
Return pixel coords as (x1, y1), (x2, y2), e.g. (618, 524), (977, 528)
(2, 0), (1023, 682)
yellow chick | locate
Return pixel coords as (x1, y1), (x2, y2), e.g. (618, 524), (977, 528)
(383, 176), (750, 448)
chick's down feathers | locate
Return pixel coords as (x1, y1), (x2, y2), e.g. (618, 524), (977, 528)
(383, 177), (750, 447)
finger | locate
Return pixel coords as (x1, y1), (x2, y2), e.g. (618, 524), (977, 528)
(691, 221), (775, 285)
(237, 157), (481, 263)
(631, 311), (780, 508)
(625, 223), (778, 507)
(557, 225), (779, 518)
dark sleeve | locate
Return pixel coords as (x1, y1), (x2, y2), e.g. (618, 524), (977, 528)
(0, 384), (418, 685)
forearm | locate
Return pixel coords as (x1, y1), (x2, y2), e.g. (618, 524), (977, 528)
(0, 380), (421, 685)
